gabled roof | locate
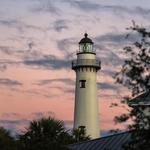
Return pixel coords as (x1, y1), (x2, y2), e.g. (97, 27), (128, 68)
(69, 132), (131, 150)
(129, 90), (150, 107)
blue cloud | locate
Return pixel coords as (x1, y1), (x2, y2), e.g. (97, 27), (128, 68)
(53, 19), (69, 32)
(37, 78), (74, 86)
(30, 0), (60, 15)
(63, 0), (150, 18)
(97, 82), (119, 90)
(0, 78), (22, 86)
(24, 55), (69, 70)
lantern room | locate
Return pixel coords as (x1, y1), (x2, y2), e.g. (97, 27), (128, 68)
(78, 33), (94, 53)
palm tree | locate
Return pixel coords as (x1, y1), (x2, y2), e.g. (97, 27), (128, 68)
(19, 117), (71, 150)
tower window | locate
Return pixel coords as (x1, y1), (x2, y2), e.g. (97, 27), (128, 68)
(79, 80), (86, 88)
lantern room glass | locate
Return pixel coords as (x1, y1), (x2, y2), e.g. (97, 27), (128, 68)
(79, 43), (93, 52)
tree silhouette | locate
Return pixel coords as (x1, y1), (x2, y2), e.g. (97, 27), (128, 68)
(19, 117), (71, 150)
(116, 21), (150, 95)
(72, 126), (90, 142)
(115, 21), (150, 149)
(19, 117), (90, 150)
(0, 127), (17, 150)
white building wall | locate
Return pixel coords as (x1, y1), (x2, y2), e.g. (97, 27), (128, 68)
(77, 53), (96, 59)
(74, 53), (100, 139)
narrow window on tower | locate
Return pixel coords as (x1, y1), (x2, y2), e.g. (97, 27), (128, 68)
(79, 80), (86, 88)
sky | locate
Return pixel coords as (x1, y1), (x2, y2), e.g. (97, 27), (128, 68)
(0, 0), (150, 136)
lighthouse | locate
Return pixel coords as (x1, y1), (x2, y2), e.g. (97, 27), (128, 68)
(72, 33), (101, 139)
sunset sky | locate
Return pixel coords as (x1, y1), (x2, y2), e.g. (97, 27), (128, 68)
(0, 0), (150, 136)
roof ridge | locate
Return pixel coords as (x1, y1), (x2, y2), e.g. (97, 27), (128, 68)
(69, 131), (131, 146)
(131, 90), (150, 100)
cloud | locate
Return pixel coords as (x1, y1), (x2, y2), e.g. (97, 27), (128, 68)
(56, 37), (76, 58)
(97, 82), (118, 90)
(63, 88), (75, 94)
(0, 46), (14, 55)
(0, 78), (22, 86)
(24, 55), (69, 70)
(0, 59), (22, 72)
(0, 45), (70, 71)
(0, 45), (33, 60)
(0, 119), (29, 136)
(0, 119), (29, 125)
(64, 120), (73, 128)
(98, 94), (120, 100)
(64, 0), (100, 11)
(94, 31), (144, 70)
(95, 33), (127, 43)
(32, 111), (54, 118)
(101, 69), (116, 77)
(57, 38), (75, 51)
(37, 78), (74, 86)
(0, 64), (7, 72)
(95, 32), (138, 44)
(95, 50), (123, 68)
(1, 113), (20, 118)
(30, 0), (60, 15)
(64, 0), (150, 15)
(0, 111), (56, 136)
(7, 87), (60, 99)
(133, 6), (150, 18)
(27, 89), (59, 99)
(0, 45), (41, 59)
(53, 19), (69, 32)
(0, 32), (125, 98)
(94, 32), (134, 67)
(0, 19), (19, 28)
(0, 19), (47, 34)
(63, 0), (150, 18)
(27, 41), (35, 50)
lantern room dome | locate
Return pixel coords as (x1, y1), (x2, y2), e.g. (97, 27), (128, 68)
(79, 33), (94, 44)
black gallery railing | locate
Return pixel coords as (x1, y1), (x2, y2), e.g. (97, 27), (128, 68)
(72, 59), (101, 69)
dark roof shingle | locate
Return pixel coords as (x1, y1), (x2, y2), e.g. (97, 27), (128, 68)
(129, 90), (150, 106)
(69, 132), (131, 150)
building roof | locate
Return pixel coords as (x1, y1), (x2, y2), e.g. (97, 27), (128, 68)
(129, 90), (150, 107)
(79, 33), (94, 44)
(69, 132), (131, 150)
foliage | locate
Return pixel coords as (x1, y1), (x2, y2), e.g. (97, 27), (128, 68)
(0, 117), (90, 150)
(123, 106), (150, 150)
(116, 21), (150, 96)
(115, 21), (150, 149)
(19, 117), (71, 150)
(72, 126), (90, 142)
(0, 127), (17, 150)
(19, 117), (90, 150)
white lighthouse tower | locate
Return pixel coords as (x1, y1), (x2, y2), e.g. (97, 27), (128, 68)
(72, 33), (101, 139)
